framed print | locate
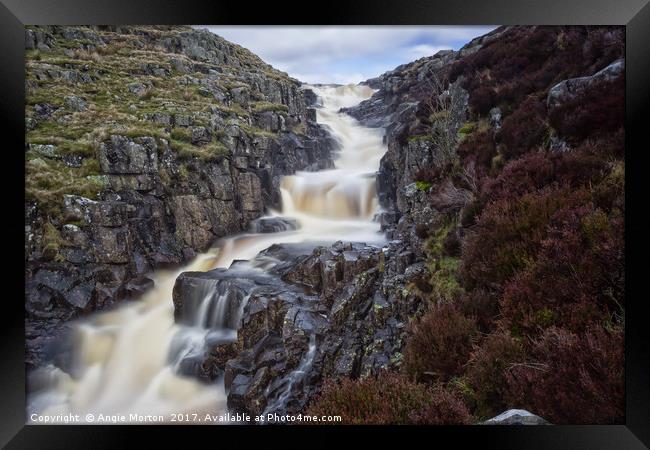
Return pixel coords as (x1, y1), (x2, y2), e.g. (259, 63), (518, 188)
(1, 0), (648, 448)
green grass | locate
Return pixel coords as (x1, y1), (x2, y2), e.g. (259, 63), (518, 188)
(26, 157), (106, 217)
(251, 101), (289, 114)
(415, 180), (432, 191)
(170, 140), (229, 162)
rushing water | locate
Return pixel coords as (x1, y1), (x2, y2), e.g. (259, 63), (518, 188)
(27, 84), (387, 423)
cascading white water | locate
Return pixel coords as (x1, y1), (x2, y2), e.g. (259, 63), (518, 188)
(27, 84), (387, 423)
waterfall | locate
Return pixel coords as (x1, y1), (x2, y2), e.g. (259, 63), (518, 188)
(27, 84), (387, 423)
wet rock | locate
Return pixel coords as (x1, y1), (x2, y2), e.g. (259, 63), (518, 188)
(203, 340), (241, 377)
(122, 277), (154, 298)
(64, 283), (94, 312)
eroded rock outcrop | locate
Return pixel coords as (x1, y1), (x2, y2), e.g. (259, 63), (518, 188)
(172, 238), (429, 418)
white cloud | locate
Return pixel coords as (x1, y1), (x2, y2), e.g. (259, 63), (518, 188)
(198, 26), (497, 84)
(405, 44), (450, 61)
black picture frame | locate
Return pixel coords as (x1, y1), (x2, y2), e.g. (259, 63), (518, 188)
(2, 0), (648, 448)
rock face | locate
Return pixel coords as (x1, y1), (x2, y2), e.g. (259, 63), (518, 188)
(172, 237), (428, 418)
(24, 25), (336, 368)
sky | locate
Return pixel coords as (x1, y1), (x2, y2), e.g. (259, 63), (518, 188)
(199, 26), (497, 85)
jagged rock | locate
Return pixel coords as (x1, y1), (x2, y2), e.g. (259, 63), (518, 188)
(127, 82), (148, 96)
(237, 172), (263, 215)
(122, 277), (154, 298)
(29, 144), (58, 159)
(191, 126), (212, 145)
(88, 201), (127, 227)
(62, 195), (95, 223)
(99, 135), (158, 174)
(489, 107), (502, 129)
(34, 103), (59, 119)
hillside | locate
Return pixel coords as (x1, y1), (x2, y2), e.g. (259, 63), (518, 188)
(329, 25), (625, 424)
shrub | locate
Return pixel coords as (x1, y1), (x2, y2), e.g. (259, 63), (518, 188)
(499, 202), (624, 336)
(305, 371), (471, 424)
(461, 187), (584, 291)
(403, 304), (478, 382)
(469, 85), (497, 116)
(496, 96), (548, 160)
(464, 331), (525, 419)
(457, 129), (496, 179)
(548, 75), (624, 143)
(481, 150), (607, 202)
(505, 326), (624, 424)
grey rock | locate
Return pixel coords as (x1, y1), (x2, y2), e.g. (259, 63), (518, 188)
(482, 409), (550, 425)
(99, 135), (158, 174)
(64, 95), (87, 111)
(250, 217), (298, 234)
(547, 59), (624, 110)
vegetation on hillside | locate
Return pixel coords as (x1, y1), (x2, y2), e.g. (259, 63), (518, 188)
(25, 26), (300, 220)
(307, 26), (624, 424)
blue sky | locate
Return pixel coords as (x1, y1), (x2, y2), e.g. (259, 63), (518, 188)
(200, 26), (497, 84)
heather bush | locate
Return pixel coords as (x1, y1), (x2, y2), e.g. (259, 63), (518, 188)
(451, 26), (623, 114)
(499, 202), (624, 336)
(481, 150), (607, 202)
(457, 129), (496, 178)
(470, 85), (497, 116)
(458, 289), (499, 334)
(403, 304), (478, 382)
(505, 326), (624, 424)
(496, 96), (548, 160)
(465, 331), (525, 418)
(549, 75), (624, 143)
(305, 371), (471, 424)
(461, 187), (585, 291)
(401, 25), (625, 425)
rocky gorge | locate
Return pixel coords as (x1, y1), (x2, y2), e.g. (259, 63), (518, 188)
(25, 25), (336, 369)
(26, 25), (625, 425)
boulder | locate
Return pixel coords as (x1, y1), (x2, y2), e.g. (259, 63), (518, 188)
(64, 95), (87, 111)
(547, 59), (624, 110)
(250, 217), (298, 234)
(482, 409), (550, 425)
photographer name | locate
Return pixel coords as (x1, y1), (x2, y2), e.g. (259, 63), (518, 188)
(30, 413), (165, 423)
